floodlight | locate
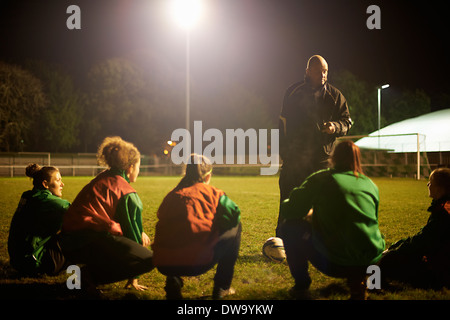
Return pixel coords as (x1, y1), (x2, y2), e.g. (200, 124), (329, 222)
(171, 0), (203, 30)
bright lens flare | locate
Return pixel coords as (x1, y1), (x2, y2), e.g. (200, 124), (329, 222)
(171, 0), (203, 30)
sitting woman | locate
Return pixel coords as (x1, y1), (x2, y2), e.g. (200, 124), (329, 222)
(152, 154), (242, 299)
(8, 164), (70, 276)
(61, 136), (154, 293)
(379, 167), (450, 289)
(279, 140), (385, 300)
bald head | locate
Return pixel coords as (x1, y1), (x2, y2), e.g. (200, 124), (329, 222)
(306, 55), (328, 69)
(306, 55), (328, 88)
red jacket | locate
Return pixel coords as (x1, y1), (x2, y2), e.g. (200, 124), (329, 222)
(62, 170), (136, 235)
(152, 183), (225, 267)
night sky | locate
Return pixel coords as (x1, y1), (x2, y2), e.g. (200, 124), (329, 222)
(1, 0), (449, 113)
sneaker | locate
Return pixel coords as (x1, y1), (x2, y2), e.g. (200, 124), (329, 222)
(212, 287), (236, 299)
(288, 286), (311, 300)
(78, 267), (106, 300)
(347, 279), (368, 300)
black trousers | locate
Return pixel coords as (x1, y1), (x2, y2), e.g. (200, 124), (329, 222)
(276, 160), (328, 236)
(10, 234), (67, 276)
(63, 233), (154, 285)
(279, 219), (367, 289)
(40, 234), (68, 276)
(157, 223), (242, 291)
(378, 247), (450, 289)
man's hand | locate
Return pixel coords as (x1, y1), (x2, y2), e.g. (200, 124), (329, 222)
(304, 208), (313, 223)
(321, 122), (336, 134)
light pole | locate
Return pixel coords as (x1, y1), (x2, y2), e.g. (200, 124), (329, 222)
(377, 84), (389, 148)
(170, 0), (203, 134)
(185, 31), (191, 133)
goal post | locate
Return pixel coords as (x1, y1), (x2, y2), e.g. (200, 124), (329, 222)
(341, 133), (428, 180)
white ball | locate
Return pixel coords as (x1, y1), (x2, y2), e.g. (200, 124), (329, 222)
(262, 237), (286, 263)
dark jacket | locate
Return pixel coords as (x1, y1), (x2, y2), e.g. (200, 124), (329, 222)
(387, 198), (450, 258)
(8, 188), (70, 274)
(279, 81), (352, 167)
(381, 197), (450, 287)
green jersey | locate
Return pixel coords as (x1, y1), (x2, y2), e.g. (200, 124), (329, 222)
(8, 188), (70, 273)
(281, 168), (385, 266)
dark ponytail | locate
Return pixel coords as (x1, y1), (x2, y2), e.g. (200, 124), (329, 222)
(176, 154), (213, 189)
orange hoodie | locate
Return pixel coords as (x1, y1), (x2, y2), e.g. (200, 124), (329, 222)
(62, 170), (136, 236)
(152, 182), (239, 267)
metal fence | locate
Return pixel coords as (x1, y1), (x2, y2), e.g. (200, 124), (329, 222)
(0, 148), (445, 179)
(0, 152), (181, 177)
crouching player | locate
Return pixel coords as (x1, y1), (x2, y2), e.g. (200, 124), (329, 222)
(152, 154), (241, 299)
(61, 137), (154, 294)
(278, 140), (385, 300)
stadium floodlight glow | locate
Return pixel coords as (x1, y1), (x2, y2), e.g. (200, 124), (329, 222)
(170, 0), (205, 134)
(171, 0), (203, 30)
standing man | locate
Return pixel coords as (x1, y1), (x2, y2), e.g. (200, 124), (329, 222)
(277, 55), (352, 235)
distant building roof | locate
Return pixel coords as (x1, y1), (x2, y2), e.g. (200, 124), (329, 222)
(355, 108), (450, 153)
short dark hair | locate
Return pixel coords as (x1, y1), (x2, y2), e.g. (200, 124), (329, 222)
(430, 168), (450, 196)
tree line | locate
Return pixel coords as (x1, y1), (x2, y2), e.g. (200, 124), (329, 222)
(0, 55), (275, 155)
(0, 56), (432, 155)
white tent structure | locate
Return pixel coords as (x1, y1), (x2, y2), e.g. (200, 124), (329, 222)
(355, 108), (450, 153)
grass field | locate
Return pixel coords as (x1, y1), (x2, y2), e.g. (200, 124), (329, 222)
(1, 175), (449, 300)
